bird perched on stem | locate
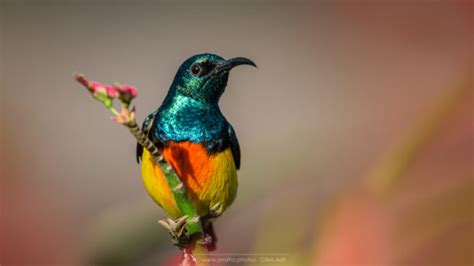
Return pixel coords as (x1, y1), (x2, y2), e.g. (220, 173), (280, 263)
(136, 53), (256, 249)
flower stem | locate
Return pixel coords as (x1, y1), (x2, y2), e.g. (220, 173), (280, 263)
(74, 73), (204, 239)
(125, 120), (203, 235)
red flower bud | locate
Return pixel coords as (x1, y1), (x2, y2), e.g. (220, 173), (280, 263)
(116, 84), (138, 106)
(87, 82), (117, 99)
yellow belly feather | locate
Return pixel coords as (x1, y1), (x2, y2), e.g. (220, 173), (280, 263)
(141, 143), (238, 218)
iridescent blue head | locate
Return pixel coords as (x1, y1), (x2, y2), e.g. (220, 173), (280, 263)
(169, 53), (256, 104)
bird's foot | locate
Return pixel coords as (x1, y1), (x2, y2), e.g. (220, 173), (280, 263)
(158, 216), (191, 248)
(196, 233), (213, 246)
(159, 212), (220, 250)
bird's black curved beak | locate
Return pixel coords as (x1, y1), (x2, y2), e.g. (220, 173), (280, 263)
(215, 57), (257, 73)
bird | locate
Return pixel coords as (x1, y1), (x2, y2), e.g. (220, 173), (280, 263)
(136, 53), (256, 248)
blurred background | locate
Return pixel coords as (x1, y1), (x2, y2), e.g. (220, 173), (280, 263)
(0, 0), (472, 265)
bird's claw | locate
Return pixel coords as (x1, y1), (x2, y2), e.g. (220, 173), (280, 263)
(158, 215), (190, 248)
(196, 233), (213, 246)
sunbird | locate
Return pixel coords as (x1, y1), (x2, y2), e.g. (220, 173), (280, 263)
(136, 53), (256, 248)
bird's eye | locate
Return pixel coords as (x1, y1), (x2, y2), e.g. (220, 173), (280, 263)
(190, 63), (202, 76)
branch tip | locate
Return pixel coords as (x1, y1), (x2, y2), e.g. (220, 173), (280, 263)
(74, 73), (89, 87)
(75, 72), (206, 256)
(73, 72), (83, 79)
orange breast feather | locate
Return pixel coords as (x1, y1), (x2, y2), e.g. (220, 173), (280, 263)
(162, 141), (214, 197)
(141, 141), (238, 218)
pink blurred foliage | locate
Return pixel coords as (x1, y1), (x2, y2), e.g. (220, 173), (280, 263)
(0, 172), (80, 265)
(315, 192), (394, 265)
(313, 88), (473, 265)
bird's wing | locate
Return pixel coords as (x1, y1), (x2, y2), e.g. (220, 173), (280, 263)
(136, 110), (158, 163)
(228, 125), (241, 170)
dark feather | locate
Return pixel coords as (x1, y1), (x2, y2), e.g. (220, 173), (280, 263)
(203, 125), (240, 170)
(228, 125), (241, 170)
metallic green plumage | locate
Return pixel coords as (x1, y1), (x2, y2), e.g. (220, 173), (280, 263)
(136, 53), (256, 169)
